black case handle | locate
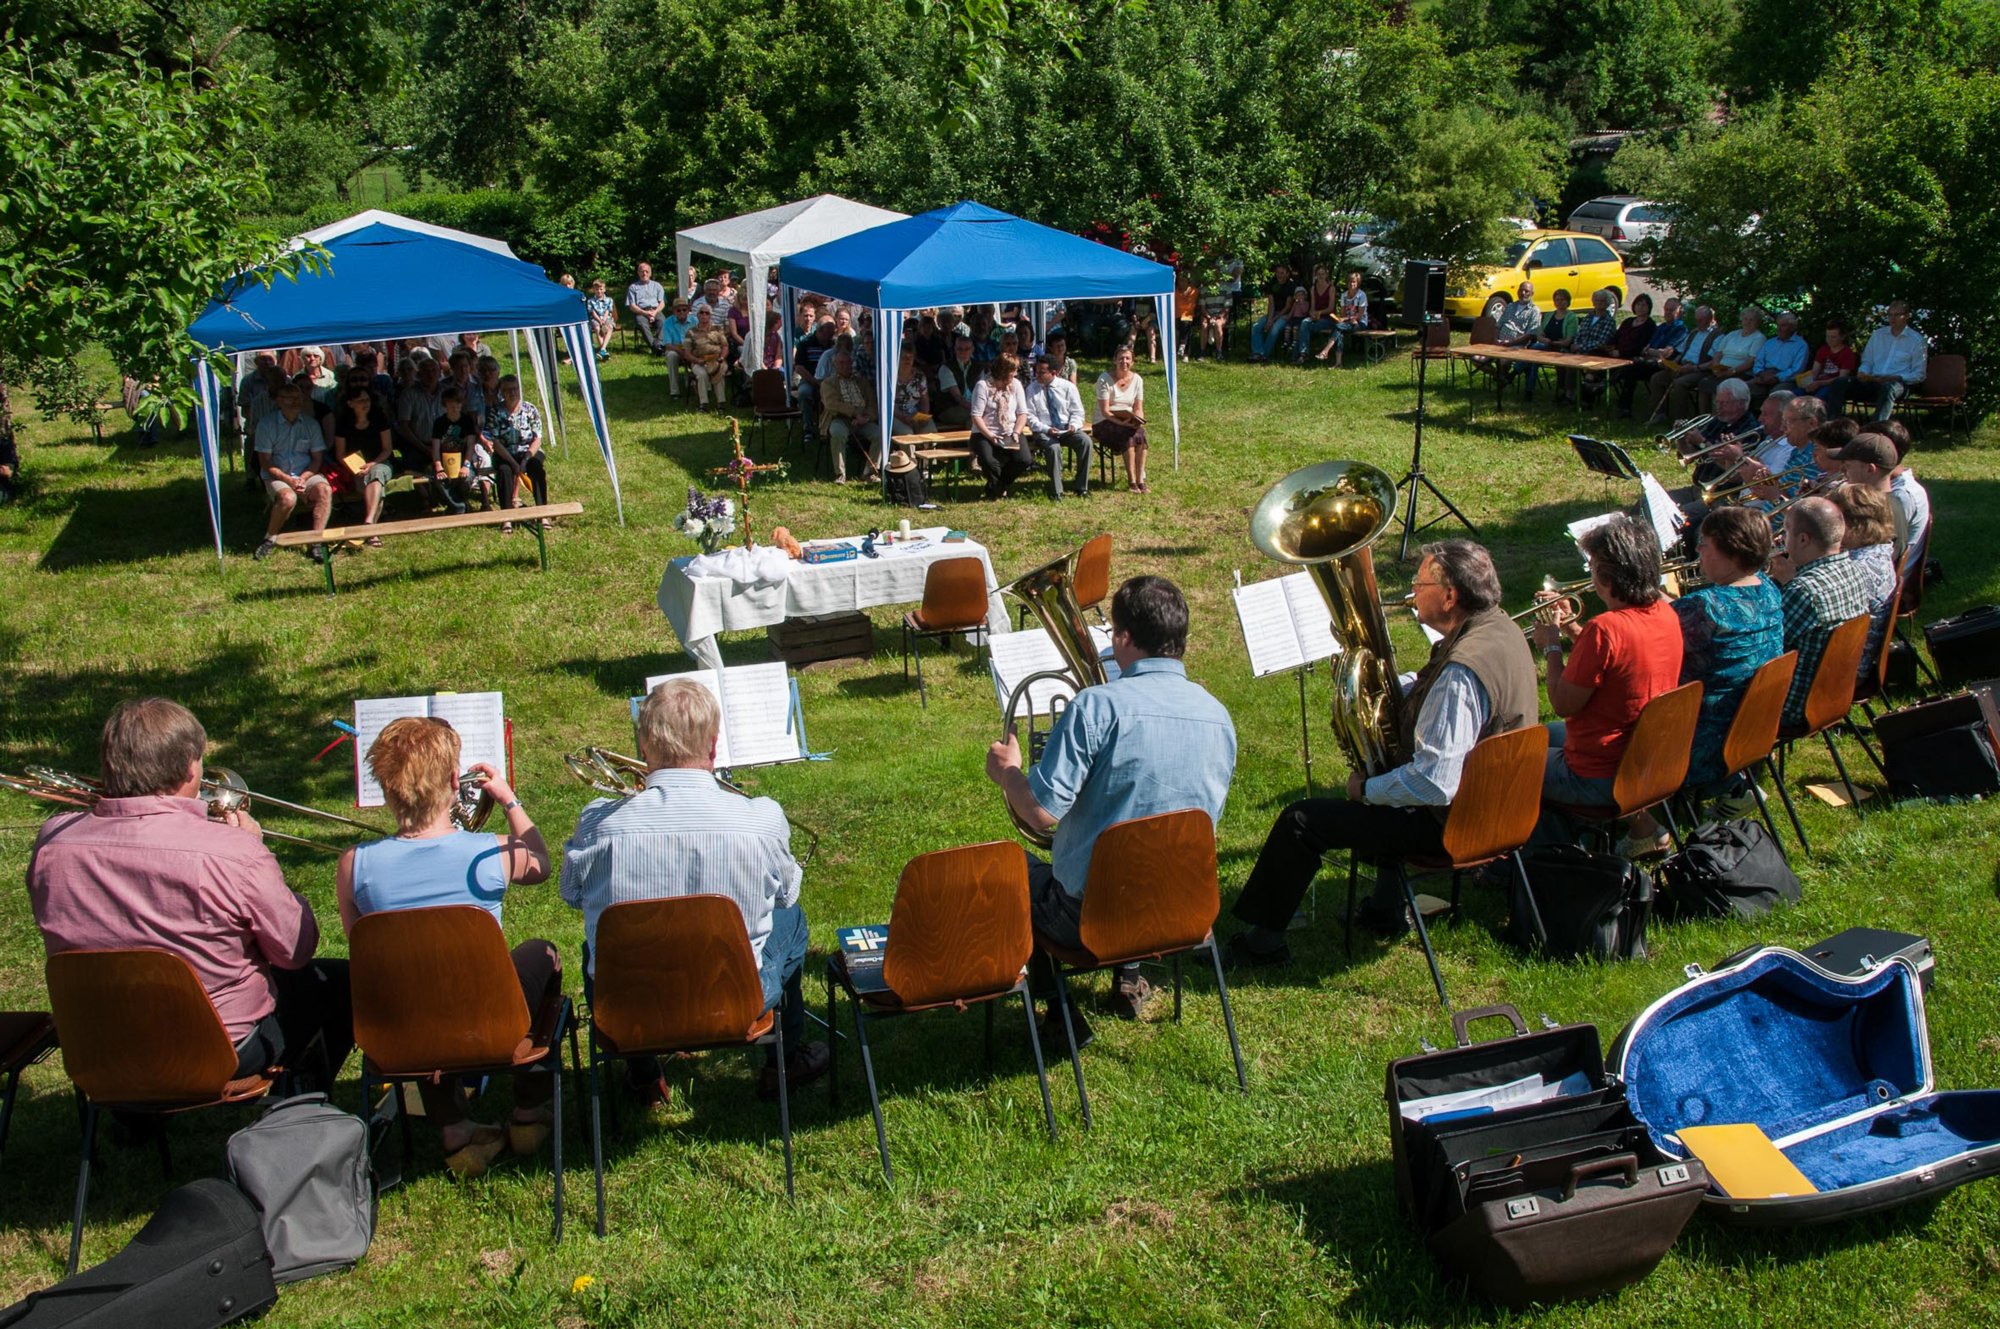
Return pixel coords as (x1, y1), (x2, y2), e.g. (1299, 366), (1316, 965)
(1451, 1004), (1529, 1047)
(1563, 1153), (1640, 1199)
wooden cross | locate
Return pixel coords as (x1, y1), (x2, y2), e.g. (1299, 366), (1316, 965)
(708, 419), (786, 549)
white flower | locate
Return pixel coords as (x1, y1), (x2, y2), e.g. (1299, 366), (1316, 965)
(681, 517), (706, 538)
(719, 498), (735, 517)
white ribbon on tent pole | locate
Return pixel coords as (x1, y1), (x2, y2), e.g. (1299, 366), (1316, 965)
(192, 357), (226, 561)
(1155, 291), (1181, 471)
(874, 307), (903, 482)
(779, 285), (797, 405)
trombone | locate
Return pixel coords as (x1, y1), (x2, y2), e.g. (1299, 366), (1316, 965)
(562, 745), (820, 867)
(0, 764), (401, 853)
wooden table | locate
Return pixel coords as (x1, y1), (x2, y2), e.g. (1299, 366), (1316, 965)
(1447, 345), (1631, 416)
(1346, 329), (1403, 364)
(271, 501), (585, 594)
(897, 430), (976, 501)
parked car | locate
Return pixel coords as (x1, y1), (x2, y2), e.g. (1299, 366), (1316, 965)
(1565, 196), (1671, 254)
(1441, 230), (1628, 322)
(1325, 212), (1394, 282)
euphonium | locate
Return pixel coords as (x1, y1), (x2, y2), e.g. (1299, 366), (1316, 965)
(1249, 460), (1407, 776)
(997, 546), (1110, 849)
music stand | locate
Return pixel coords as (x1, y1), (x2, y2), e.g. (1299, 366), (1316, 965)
(1395, 311), (1476, 559)
(1566, 434), (1645, 481)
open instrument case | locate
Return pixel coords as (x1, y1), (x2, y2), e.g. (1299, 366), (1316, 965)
(1608, 941), (2000, 1225)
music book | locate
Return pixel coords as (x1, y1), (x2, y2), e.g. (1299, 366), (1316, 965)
(837, 925), (890, 994)
(987, 626), (1119, 719)
(1638, 472), (1687, 546)
(639, 661), (807, 769)
(1232, 572), (1340, 678)
(1676, 1123), (1818, 1199)
(352, 692), (508, 808)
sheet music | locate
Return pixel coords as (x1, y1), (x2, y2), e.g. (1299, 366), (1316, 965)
(642, 664), (802, 768)
(1565, 511), (1620, 550)
(352, 692), (506, 807)
(1232, 572), (1341, 678)
(988, 627), (1118, 718)
(1639, 472), (1687, 547)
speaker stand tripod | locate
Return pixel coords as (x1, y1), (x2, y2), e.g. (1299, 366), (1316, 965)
(1396, 312), (1477, 560)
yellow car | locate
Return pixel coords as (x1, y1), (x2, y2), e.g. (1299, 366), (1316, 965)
(1442, 229), (1628, 322)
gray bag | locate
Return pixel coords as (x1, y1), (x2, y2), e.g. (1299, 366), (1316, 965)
(226, 1094), (373, 1283)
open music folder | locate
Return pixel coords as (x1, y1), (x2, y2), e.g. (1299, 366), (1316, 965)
(640, 661), (808, 768)
(1232, 572), (1340, 678)
(988, 626), (1118, 719)
(352, 692), (509, 808)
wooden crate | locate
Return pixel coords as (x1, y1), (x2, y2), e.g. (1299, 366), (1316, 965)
(768, 611), (875, 669)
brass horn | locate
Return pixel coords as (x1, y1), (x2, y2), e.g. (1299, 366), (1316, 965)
(561, 745), (819, 866)
(1249, 460), (1407, 776)
(0, 764), (396, 853)
(997, 546), (1110, 849)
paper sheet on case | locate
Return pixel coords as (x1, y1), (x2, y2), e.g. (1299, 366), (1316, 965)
(988, 626), (1118, 718)
(352, 692), (506, 808)
(1397, 1073), (1553, 1122)
(643, 662), (801, 769)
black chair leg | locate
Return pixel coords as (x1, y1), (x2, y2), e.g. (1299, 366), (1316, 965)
(1021, 988), (1058, 1141)
(1049, 968), (1091, 1129)
(1764, 756), (1810, 854)
(825, 965), (840, 1109)
(984, 1000), (995, 1075)
(1448, 869), (1462, 923)
(851, 1002), (891, 1184)
(1205, 942), (1249, 1092)
(1657, 800), (1684, 853)
(911, 632), (928, 708)
(1845, 719), (1888, 779)
(68, 1099), (99, 1275)
(1822, 730), (1865, 817)
(772, 1020), (794, 1200)
(1171, 958), (1184, 1023)
(1402, 872), (1450, 1010)
(1344, 852), (1359, 958)
(1511, 852), (1549, 950)
(549, 1053), (565, 1243)
(588, 1038), (607, 1238)
(1748, 778), (1790, 866)
(0, 1068), (20, 1165)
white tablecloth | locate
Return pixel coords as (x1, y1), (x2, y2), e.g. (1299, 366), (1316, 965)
(658, 527), (1012, 668)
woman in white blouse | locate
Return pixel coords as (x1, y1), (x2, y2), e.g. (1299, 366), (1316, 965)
(1092, 344), (1148, 492)
(968, 352), (1032, 499)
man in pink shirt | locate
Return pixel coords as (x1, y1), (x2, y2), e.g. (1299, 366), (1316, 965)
(27, 698), (350, 1084)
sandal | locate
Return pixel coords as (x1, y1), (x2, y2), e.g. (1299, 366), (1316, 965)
(442, 1123), (506, 1179)
(499, 522), (514, 535)
(505, 1110), (554, 1157)
(364, 535), (383, 549)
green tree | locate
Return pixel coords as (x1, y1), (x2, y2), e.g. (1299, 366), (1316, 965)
(1727, 0), (1990, 103)
(0, 40), (311, 439)
(1371, 104), (1563, 281)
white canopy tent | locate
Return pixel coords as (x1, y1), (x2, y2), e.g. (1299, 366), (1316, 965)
(673, 195), (907, 374)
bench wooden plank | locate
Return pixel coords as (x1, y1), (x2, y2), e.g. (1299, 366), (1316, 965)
(894, 430), (973, 447)
(270, 501), (584, 546)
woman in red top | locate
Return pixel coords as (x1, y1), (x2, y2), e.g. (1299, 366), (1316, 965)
(1530, 515), (1684, 851)
(1808, 315), (1860, 405)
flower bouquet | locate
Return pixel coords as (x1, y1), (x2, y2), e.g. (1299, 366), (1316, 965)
(674, 487), (736, 555)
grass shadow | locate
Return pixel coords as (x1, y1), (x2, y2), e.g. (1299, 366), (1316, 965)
(38, 479), (219, 571)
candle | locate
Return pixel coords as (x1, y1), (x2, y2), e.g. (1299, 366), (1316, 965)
(899, 518), (912, 541)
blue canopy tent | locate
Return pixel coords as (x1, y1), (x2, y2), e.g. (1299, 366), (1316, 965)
(778, 201), (1182, 475)
(186, 212), (622, 558)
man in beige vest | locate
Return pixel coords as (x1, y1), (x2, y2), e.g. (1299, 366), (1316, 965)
(1227, 541), (1539, 960)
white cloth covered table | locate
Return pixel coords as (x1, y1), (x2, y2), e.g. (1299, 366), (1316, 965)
(658, 527), (1011, 668)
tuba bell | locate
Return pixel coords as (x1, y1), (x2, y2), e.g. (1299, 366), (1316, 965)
(998, 545), (1110, 849)
(1249, 460), (1409, 777)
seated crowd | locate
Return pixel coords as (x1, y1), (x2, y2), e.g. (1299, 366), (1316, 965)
(236, 335), (554, 561)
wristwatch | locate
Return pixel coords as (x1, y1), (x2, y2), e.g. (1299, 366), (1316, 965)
(500, 798), (523, 813)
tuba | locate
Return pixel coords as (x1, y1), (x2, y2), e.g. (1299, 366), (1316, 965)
(998, 546), (1110, 848)
(1250, 460), (1408, 777)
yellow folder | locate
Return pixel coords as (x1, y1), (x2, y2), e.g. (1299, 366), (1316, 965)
(1677, 1124), (1819, 1199)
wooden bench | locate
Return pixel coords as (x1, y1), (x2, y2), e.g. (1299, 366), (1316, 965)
(271, 501), (585, 595)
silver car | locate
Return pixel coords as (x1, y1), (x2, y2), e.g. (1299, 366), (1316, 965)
(1565, 196), (1671, 254)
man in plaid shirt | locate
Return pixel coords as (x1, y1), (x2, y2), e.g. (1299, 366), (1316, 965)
(1775, 497), (1870, 728)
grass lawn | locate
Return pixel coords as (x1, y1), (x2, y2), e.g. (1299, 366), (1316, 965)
(3, 339), (1999, 1326)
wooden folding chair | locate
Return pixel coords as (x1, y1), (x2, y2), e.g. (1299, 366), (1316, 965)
(1776, 614), (1873, 819)
(901, 556), (992, 707)
(349, 906), (576, 1241)
(46, 951), (280, 1273)
(825, 842), (1058, 1182)
(749, 368), (802, 458)
(585, 896), (794, 1233)
(1543, 682), (1705, 851)
(1904, 353), (1967, 438)
(1016, 533), (1111, 630)
(1036, 810), (1247, 1128)
(1409, 318), (1456, 386)
(0, 1011), (58, 1176)
(1890, 529), (1938, 690)
(1347, 726), (1548, 1009)
(1700, 651), (1805, 856)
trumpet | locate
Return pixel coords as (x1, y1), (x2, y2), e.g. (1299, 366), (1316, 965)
(562, 745), (820, 866)
(0, 764), (401, 852)
(1768, 474), (1846, 517)
(1701, 459), (1816, 508)
(1660, 557), (1708, 595)
(1655, 416), (1714, 452)
(1509, 574), (1591, 635)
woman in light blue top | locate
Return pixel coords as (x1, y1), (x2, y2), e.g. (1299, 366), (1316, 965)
(336, 717), (554, 1179)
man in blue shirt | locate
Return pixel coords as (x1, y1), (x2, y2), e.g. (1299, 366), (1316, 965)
(1748, 310), (1809, 408)
(986, 576), (1236, 1040)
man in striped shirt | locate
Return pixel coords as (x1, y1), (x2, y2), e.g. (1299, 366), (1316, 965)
(560, 680), (828, 1102)
(1771, 497), (1871, 730)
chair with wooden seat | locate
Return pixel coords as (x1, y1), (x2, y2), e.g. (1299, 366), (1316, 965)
(749, 367), (802, 458)
(1409, 318), (1456, 386)
(585, 896), (796, 1232)
(0, 1011), (57, 1177)
(1775, 614), (1873, 819)
(824, 842), (1058, 1183)
(46, 951), (280, 1273)
(1904, 353), (1967, 438)
(1702, 651), (1805, 856)
(1037, 809), (1247, 1128)
(349, 906), (576, 1241)
(902, 555), (993, 708)
(1346, 726), (1549, 1010)
(1889, 529), (1938, 690)
(1542, 681), (1705, 851)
